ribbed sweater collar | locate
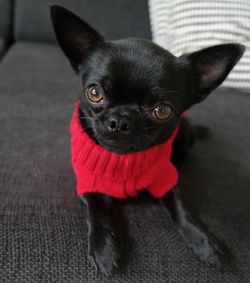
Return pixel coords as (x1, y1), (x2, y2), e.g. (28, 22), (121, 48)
(69, 101), (176, 181)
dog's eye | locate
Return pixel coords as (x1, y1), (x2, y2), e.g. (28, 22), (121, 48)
(86, 85), (103, 103)
(153, 104), (173, 120)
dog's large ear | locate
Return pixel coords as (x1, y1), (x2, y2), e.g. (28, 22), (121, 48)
(50, 5), (104, 72)
(184, 44), (245, 102)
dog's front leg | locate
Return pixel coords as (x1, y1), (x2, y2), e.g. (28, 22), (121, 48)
(161, 186), (222, 266)
(80, 193), (120, 275)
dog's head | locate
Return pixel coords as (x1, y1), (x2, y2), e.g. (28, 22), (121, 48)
(51, 6), (244, 154)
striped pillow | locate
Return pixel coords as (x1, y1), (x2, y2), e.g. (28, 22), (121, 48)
(148, 0), (250, 89)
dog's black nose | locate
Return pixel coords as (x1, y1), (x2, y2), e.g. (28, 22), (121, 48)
(108, 118), (130, 133)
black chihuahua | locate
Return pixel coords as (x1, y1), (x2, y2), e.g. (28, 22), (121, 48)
(51, 6), (244, 275)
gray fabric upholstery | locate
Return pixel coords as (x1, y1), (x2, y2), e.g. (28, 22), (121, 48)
(0, 38), (7, 58)
(0, 42), (249, 282)
(14, 0), (151, 42)
(0, 0), (12, 39)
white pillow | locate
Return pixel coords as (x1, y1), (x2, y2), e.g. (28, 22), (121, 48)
(148, 0), (250, 89)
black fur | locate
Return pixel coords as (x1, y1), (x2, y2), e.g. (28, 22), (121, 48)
(51, 5), (245, 275)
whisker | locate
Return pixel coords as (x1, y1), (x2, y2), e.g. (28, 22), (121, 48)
(166, 90), (179, 94)
(136, 134), (157, 144)
(143, 126), (153, 130)
(80, 116), (95, 121)
(82, 126), (94, 131)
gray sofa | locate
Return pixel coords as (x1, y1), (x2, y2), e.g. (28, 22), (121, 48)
(0, 1), (249, 282)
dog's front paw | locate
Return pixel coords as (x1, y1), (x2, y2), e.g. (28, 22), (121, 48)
(192, 235), (222, 266)
(88, 226), (119, 275)
(180, 224), (223, 266)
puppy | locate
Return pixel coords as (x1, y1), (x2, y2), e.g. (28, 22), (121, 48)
(50, 6), (245, 275)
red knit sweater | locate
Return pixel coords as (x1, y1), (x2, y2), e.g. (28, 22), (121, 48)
(70, 101), (184, 199)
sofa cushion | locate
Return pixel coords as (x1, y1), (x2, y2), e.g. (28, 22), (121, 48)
(0, 38), (7, 59)
(0, 0), (12, 39)
(14, 0), (151, 42)
(0, 42), (249, 282)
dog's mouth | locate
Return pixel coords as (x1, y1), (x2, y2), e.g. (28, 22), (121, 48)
(97, 135), (140, 154)
(95, 130), (159, 154)
(80, 114), (161, 154)
(95, 126), (177, 154)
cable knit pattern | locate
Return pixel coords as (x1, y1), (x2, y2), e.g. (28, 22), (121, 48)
(70, 101), (183, 198)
